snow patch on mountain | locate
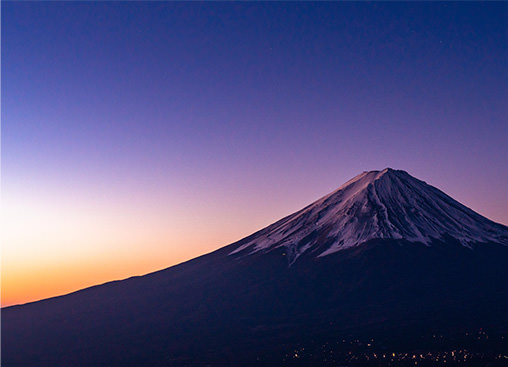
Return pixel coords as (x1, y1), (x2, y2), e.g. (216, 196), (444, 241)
(230, 169), (508, 261)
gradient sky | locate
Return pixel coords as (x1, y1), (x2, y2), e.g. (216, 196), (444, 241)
(2, 2), (507, 307)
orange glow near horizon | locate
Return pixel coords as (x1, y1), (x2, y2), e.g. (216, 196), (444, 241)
(2, 228), (233, 307)
(2, 252), (197, 307)
(1, 183), (287, 307)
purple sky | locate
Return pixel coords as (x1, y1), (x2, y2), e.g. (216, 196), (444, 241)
(2, 2), (507, 305)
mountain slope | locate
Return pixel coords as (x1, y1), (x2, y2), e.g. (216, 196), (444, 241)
(3, 169), (508, 367)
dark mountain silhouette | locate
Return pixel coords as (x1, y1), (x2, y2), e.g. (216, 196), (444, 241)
(3, 169), (507, 366)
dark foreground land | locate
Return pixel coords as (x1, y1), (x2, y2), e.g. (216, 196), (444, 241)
(3, 240), (507, 367)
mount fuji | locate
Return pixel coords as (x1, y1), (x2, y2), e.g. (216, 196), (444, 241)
(231, 168), (507, 261)
(3, 169), (507, 366)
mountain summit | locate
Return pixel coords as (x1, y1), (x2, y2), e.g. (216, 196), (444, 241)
(3, 169), (508, 367)
(231, 168), (507, 262)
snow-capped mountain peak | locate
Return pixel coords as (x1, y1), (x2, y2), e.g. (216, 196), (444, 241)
(230, 169), (508, 262)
